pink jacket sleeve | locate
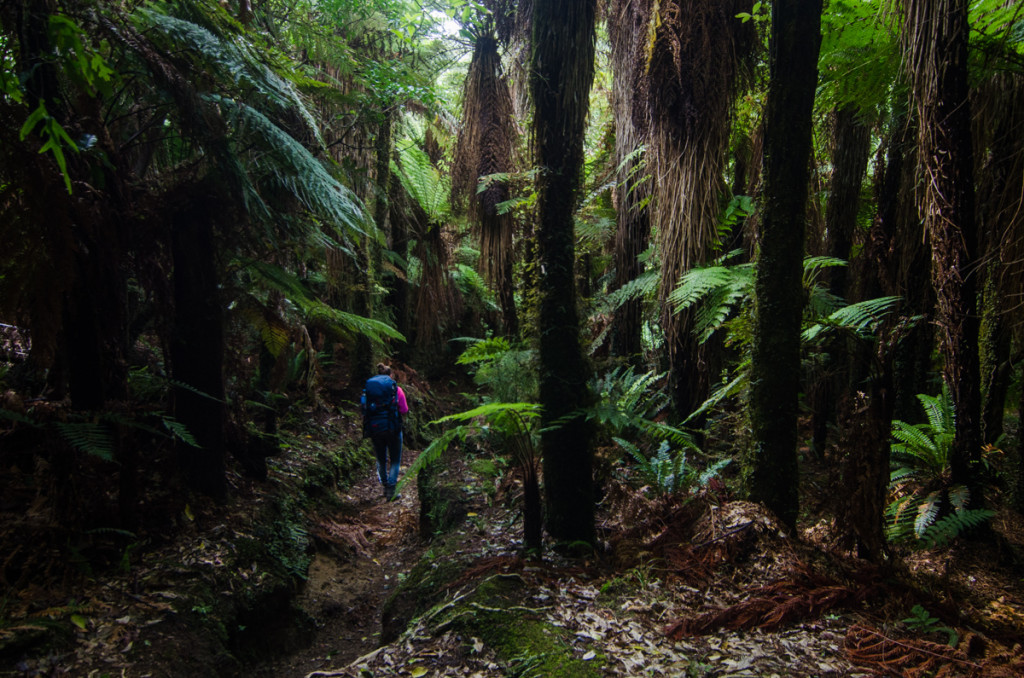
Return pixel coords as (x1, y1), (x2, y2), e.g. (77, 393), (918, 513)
(397, 387), (409, 415)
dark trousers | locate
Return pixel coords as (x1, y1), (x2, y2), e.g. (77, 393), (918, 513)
(371, 430), (403, 488)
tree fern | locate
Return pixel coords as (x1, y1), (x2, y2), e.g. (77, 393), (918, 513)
(135, 6), (322, 144)
(212, 95), (367, 247)
(886, 387), (993, 547)
(394, 144), (450, 223)
(914, 490), (943, 537)
(243, 260), (404, 349)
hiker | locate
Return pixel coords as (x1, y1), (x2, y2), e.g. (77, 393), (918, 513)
(361, 363), (409, 501)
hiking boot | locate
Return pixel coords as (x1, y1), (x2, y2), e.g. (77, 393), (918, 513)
(384, 484), (396, 501)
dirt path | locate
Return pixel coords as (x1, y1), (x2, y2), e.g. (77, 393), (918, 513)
(256, 455), (426, 678)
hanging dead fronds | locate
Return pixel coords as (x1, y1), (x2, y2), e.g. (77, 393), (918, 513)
(451, 31), (517, 287)
(646, 0), (756, 296)
(608, 0), (653, 358)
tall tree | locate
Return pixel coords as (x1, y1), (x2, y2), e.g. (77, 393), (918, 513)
(748, 0), (822, 529)
(902, 0), (981, 486)
(607, 0), (652, 363)
(648, 0), (754, 418)
(530, 0), (597, 544)
(452, 24), (519, 338)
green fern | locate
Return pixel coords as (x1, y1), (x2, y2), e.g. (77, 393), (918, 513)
(453, 338), (538, 404)
(394, 143), (450, 222)
(55, 422), (115, 461)
(918, 509), (996, 549)
(212, 95), (367, 247)
(617, 437), (730, 498)
(889, 385), (955, 485)
(802, 296), (902, 342)
(135, 7), (322, 143)
(242, 261), (404, 349)
(451, 264), (500, 313)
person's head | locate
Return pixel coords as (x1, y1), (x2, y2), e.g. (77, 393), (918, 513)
(377, 363), (391, 376)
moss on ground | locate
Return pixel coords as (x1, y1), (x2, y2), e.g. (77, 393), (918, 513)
(437, 574), (606, 677)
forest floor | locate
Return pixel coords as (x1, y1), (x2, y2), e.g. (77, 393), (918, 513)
(4, 378), (1024, 677)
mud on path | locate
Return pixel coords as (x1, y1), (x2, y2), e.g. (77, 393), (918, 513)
(257, 452), (427, 678)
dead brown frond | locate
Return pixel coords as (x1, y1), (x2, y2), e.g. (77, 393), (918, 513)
(664, 569), (883, 639)
(845, 625), (986, 677)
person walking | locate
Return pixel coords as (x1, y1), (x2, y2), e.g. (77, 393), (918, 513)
(361, 363), (409, 501)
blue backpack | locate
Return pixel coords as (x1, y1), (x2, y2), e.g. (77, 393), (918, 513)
(361, 374), (399, 434)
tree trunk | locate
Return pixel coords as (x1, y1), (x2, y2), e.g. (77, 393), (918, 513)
(171, 190), (227, 500)
(904, 0), (981, 485)
(531, 0), (597, 545)
(811, 105), (871, 456)
(748, 0), (822, 529)
(608, 0), (651, 363)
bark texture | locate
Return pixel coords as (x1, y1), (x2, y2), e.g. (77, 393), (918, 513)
(748, 0), (822, 529)
(531, 0), (597, 545)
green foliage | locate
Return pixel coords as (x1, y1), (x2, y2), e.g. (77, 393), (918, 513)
(55, 422), (115, 461)
(802, 296), (903, 343)
(451, 263), (500, 314)
(241, 260), (405, 349)
(212, 95), (367, 247)
(394, 143), (450, 222)
(818, 0), (899, 117)
(902, 605), (959, 647)
(403, 402), (542, 487)
(890, 387), (956, 484)
(583, 366), (696, 449)
(1, 407), (198, 462)
(617, 437), (731, 498)
(455, 337), (538, 404)
(18, 101), (78, 194)
(668, 250), (753, 343)
(886, 387), (995, 547)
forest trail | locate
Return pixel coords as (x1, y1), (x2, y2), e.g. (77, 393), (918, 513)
(257, 451), (427, 678)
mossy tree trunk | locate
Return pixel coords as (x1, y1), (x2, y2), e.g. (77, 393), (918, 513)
(903, 0), (981, 487)
(748, 0), (822, 529)
(531, 0), (597, 545)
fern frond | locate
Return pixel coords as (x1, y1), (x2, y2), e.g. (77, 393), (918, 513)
(891, 421), (940, 459)
(947, 484), (971, 513)
(433, 402), (542, 426)
(668, 264), (753, 314)
(914, 490), (943, 537)
(244, 261), (403, 347)
(696, 458), (732, 488)
(802, 255), (848, 282)
(394, 144), (450, 222)
(456, 337), (513, 365)
(802, 296), (901, 342)
(685, 369), (747, 424)
(211, 95), (367, 246)
(399, 425), (466, 488)
(917, 385), (955, 433)
(135, 7), (323, 144)
(56, 422), (114, 461)
(918, 509), (995, 549)
(601, 270), (659, 314)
